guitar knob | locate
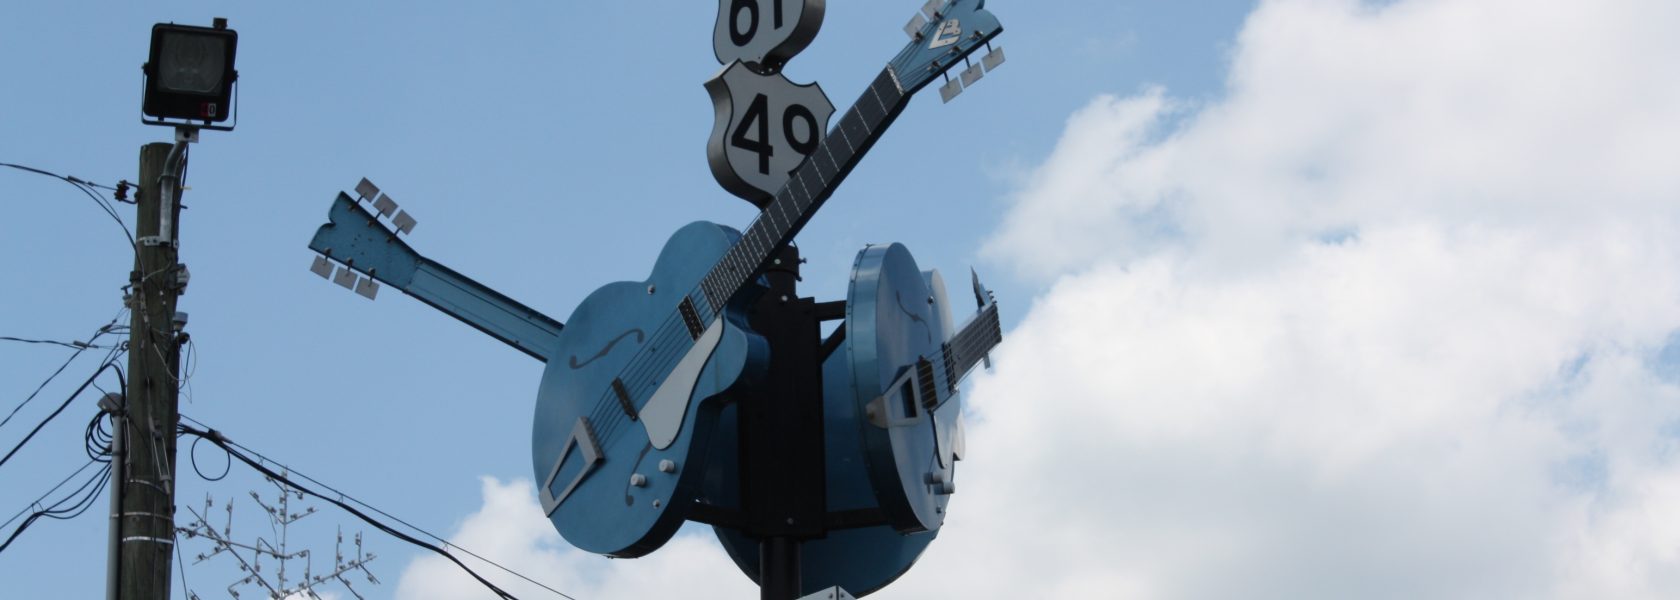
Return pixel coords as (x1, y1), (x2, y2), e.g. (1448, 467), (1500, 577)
(630, 473), (648, 487)
(926, 471), (956, 495)
(658, 459), (677, 474)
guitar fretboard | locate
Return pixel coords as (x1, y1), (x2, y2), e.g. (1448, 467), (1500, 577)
(698, 67), (908, 314)
(941, 302), (1002, 390)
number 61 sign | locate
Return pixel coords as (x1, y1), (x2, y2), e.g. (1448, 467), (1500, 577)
(713, 0), (825, 72)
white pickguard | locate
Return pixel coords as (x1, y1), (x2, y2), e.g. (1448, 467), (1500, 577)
(641, 318), (723, 450)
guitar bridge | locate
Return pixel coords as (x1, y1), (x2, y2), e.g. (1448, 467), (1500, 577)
(612, 378), (638, 421)
(916, 357), (939, 412)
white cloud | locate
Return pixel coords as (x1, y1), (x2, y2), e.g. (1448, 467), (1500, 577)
(987, 0), (1680, 280)
(399, 0), (1680, 597)
(935, 0), (1680, 598)
(393, 477), (755, 600)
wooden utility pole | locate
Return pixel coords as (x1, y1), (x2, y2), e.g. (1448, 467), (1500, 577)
(118, 142), (183, 600)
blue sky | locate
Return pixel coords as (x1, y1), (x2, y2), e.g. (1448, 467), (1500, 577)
(8, 1), (1680, 599)
(0, 2), (1254, 598)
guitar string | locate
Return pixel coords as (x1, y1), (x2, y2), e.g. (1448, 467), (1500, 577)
(594, 311), (689, 444)
(582, 309), (685, 445)
(561, 70), (903, 470)
(544, 45), (988, 509)
(588, 105), (859, 446)
(937, 306), (1000, 390)
(693, 72), (893, 310)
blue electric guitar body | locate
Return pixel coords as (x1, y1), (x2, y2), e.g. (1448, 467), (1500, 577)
(708, 243), (1001, 595)
(531, 0), (1003, 559)
(311, 0), (1005, 564)
(533, 222), (767, 557)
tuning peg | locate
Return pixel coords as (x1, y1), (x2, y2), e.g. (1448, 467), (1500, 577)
(332, 266), (358, 290)
(982, 45), (1006, 72)
(939, 77), (963, 103)
(355, 276), (379, 300)
(904, 13), (928, 40)
(354, 178), (380, 202)
(960, 61), (985, 87)
(372, 193), (398, 217)
(922, 0), (943, 19)
(391, 210), (417, 234)
(310, 255), (334, 279)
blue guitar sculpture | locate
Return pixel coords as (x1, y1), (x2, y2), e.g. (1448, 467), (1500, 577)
(308, 190), (564, 361)
(532, 0), (1005, 557)
(708, 243), (1002, 595)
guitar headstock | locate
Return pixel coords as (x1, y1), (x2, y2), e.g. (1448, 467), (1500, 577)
(970, 267), (995, 310)
(308, 179), (423, 300)
(889, 0), (1004, 102)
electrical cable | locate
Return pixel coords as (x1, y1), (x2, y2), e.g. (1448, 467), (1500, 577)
(85, 411), (115, 463)
(179, 337), (197, 404)
(0, 354), (124, 471)
(1, 315), (125, 432)
(0, 347), (87, 432)
(180, 414), (575, 597)
(0, 458), (100, 532)
(177, 418), (578, 600)
(0, 336), (113, 350)
(187, 435), (228, 482)
(0, 162), (136, 247)
(0, 462), (111, 555)
(177, 422), (524, 600)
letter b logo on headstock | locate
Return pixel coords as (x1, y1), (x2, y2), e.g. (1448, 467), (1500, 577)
(713, 0), (825, 73)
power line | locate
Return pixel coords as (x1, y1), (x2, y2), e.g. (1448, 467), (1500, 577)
(0, 336), (114, 350)
(176, 421), (526, 600)
(0, 407), (118, 541)
(0, 457), (101, 532)
(177, 417), (579, 600)
(0, 314), (126, 432)
(0, 351), (124, 472)
(0, 458), (112, 556)
(1, 162), (136, 247)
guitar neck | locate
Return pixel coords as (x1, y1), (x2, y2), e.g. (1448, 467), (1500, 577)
(405, 259), (565, 362)
(308, 193), (564, 362)
(941, 302), (1002, 390)
(699, 66), (909, 312)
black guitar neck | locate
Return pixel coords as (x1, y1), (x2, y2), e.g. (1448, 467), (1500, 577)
(941, 302), (1002, 390)
(699, 67), (909, 314)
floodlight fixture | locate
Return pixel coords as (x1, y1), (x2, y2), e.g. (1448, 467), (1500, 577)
(142, 18), (238, 131)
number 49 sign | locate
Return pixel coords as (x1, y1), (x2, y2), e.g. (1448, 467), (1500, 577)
(705, 63), (834, 207)
(706, 0), (833, 207)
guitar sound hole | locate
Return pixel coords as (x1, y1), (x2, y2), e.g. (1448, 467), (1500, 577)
(899, 379), (918, 420)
